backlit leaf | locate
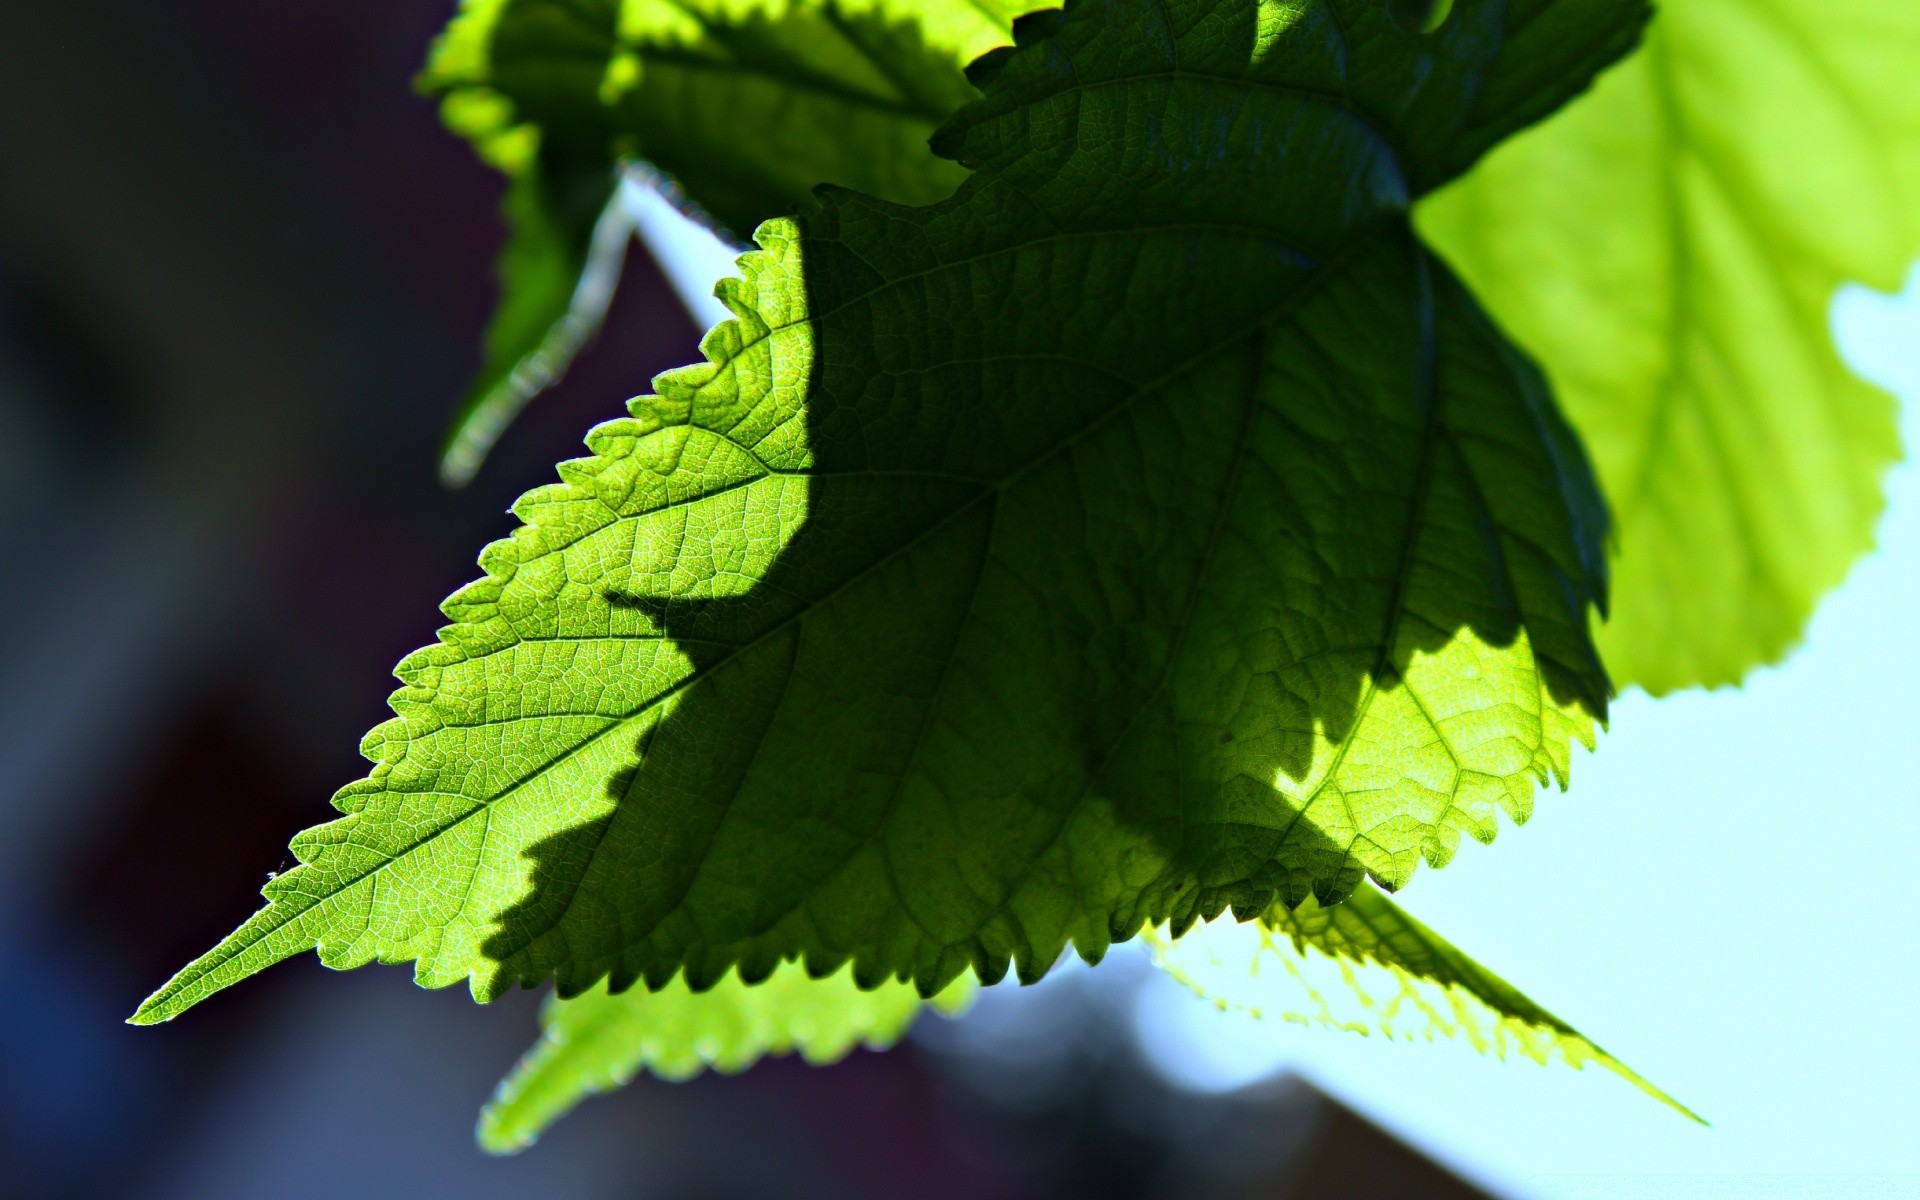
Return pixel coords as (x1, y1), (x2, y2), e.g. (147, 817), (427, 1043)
(423, 0), (1028, 480)
(1419, 0), (1919, 692)
(478, 963), (973, 1152)
(134, 0), (1641, 1025)
(1145, 885), (1701, 1120)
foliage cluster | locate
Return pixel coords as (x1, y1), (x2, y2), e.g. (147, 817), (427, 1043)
(132, 0), (1916, 1150)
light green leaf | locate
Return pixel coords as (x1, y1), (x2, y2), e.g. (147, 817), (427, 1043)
(1145, 886), (1702, 1121)
(134, 0), (1641, 1024)
(479, 963), (973, 1152)
(1418, 0), (1919, 693)
(423, 0), (1029, 481)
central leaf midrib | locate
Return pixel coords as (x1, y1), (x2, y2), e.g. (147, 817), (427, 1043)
(204, 203), (1432, 1009)
(1619, 29), (1792, 609)
(646, 0), (960, 123)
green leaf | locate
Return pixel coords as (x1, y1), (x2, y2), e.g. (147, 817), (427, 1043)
(439, 164), (631, 488)
(1418, 0), (1920, 693)
(133, 0), (1641, 1025)
(424, 0), (1030, 481)
(426, 2), (637, 486)
(429, 0), (1032, 236)
(1145, 885), (1703, 1121)
(479, 964), (974, 1152)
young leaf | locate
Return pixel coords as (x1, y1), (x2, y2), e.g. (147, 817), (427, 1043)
(1145, 886), (1702, 1121)
(424, 0), (1029, 480)
(479, 964), (974, 1152)
(133, 0), (1643, 1024)
(1419, 0), (1920, 693)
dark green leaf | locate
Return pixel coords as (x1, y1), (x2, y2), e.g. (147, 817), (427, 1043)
(424, 0), (1030, 481)
(135, 0), (1642, 1024)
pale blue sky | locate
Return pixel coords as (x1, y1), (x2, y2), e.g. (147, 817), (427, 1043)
(639, 193), (1920, 1198)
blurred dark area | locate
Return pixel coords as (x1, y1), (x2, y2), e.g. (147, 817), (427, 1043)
(0, 3), (1493, 1196)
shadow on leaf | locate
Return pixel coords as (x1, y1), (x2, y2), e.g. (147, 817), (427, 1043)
(475, 0), (1626, 1002)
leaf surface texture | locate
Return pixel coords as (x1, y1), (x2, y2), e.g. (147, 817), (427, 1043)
(479, 963), (972, 1151)
(425, 0), (1029, 478)
(1419, 0), (1920, 691)
(136, 0), (1643, 1024)
(1146, 885), (1700, 1120)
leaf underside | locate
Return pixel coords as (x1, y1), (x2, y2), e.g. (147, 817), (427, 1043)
(1419, 0), (1919, 692)
(479, 962), (973, 1152)
(135, 0), (1647, 1026)
(485, 878), (1690, 1150)
(1145, 884), (1702, 1122)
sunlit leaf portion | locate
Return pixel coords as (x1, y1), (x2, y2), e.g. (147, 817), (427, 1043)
(1145, 886), (1701, 1121)
(425, 1), (630, 484)
(479, 963), (973, 1152)
(423, 0), (1027, 481)
(1419, 0), (1920, 692)
(134, 0), (1642, 1026)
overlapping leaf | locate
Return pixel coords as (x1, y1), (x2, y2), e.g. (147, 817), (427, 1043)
(1145, 885), (1699, 1119)
(425, 0), (1029, 480)
(135, 0), (1645, 1025)
(479, 964), (973, 1151)
(1419, 0), (1920, 692)
(487, 880), (1684, 1151)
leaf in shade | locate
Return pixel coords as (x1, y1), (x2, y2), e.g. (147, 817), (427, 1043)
(423, 0), (1030, 481)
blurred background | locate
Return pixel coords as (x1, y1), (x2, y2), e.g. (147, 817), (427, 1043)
(1, 3), (1916, 1198)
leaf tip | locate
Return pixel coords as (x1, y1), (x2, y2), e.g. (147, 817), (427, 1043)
(475, 1108), (533, 1156)
(1615, 1065), (1709, 1127)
